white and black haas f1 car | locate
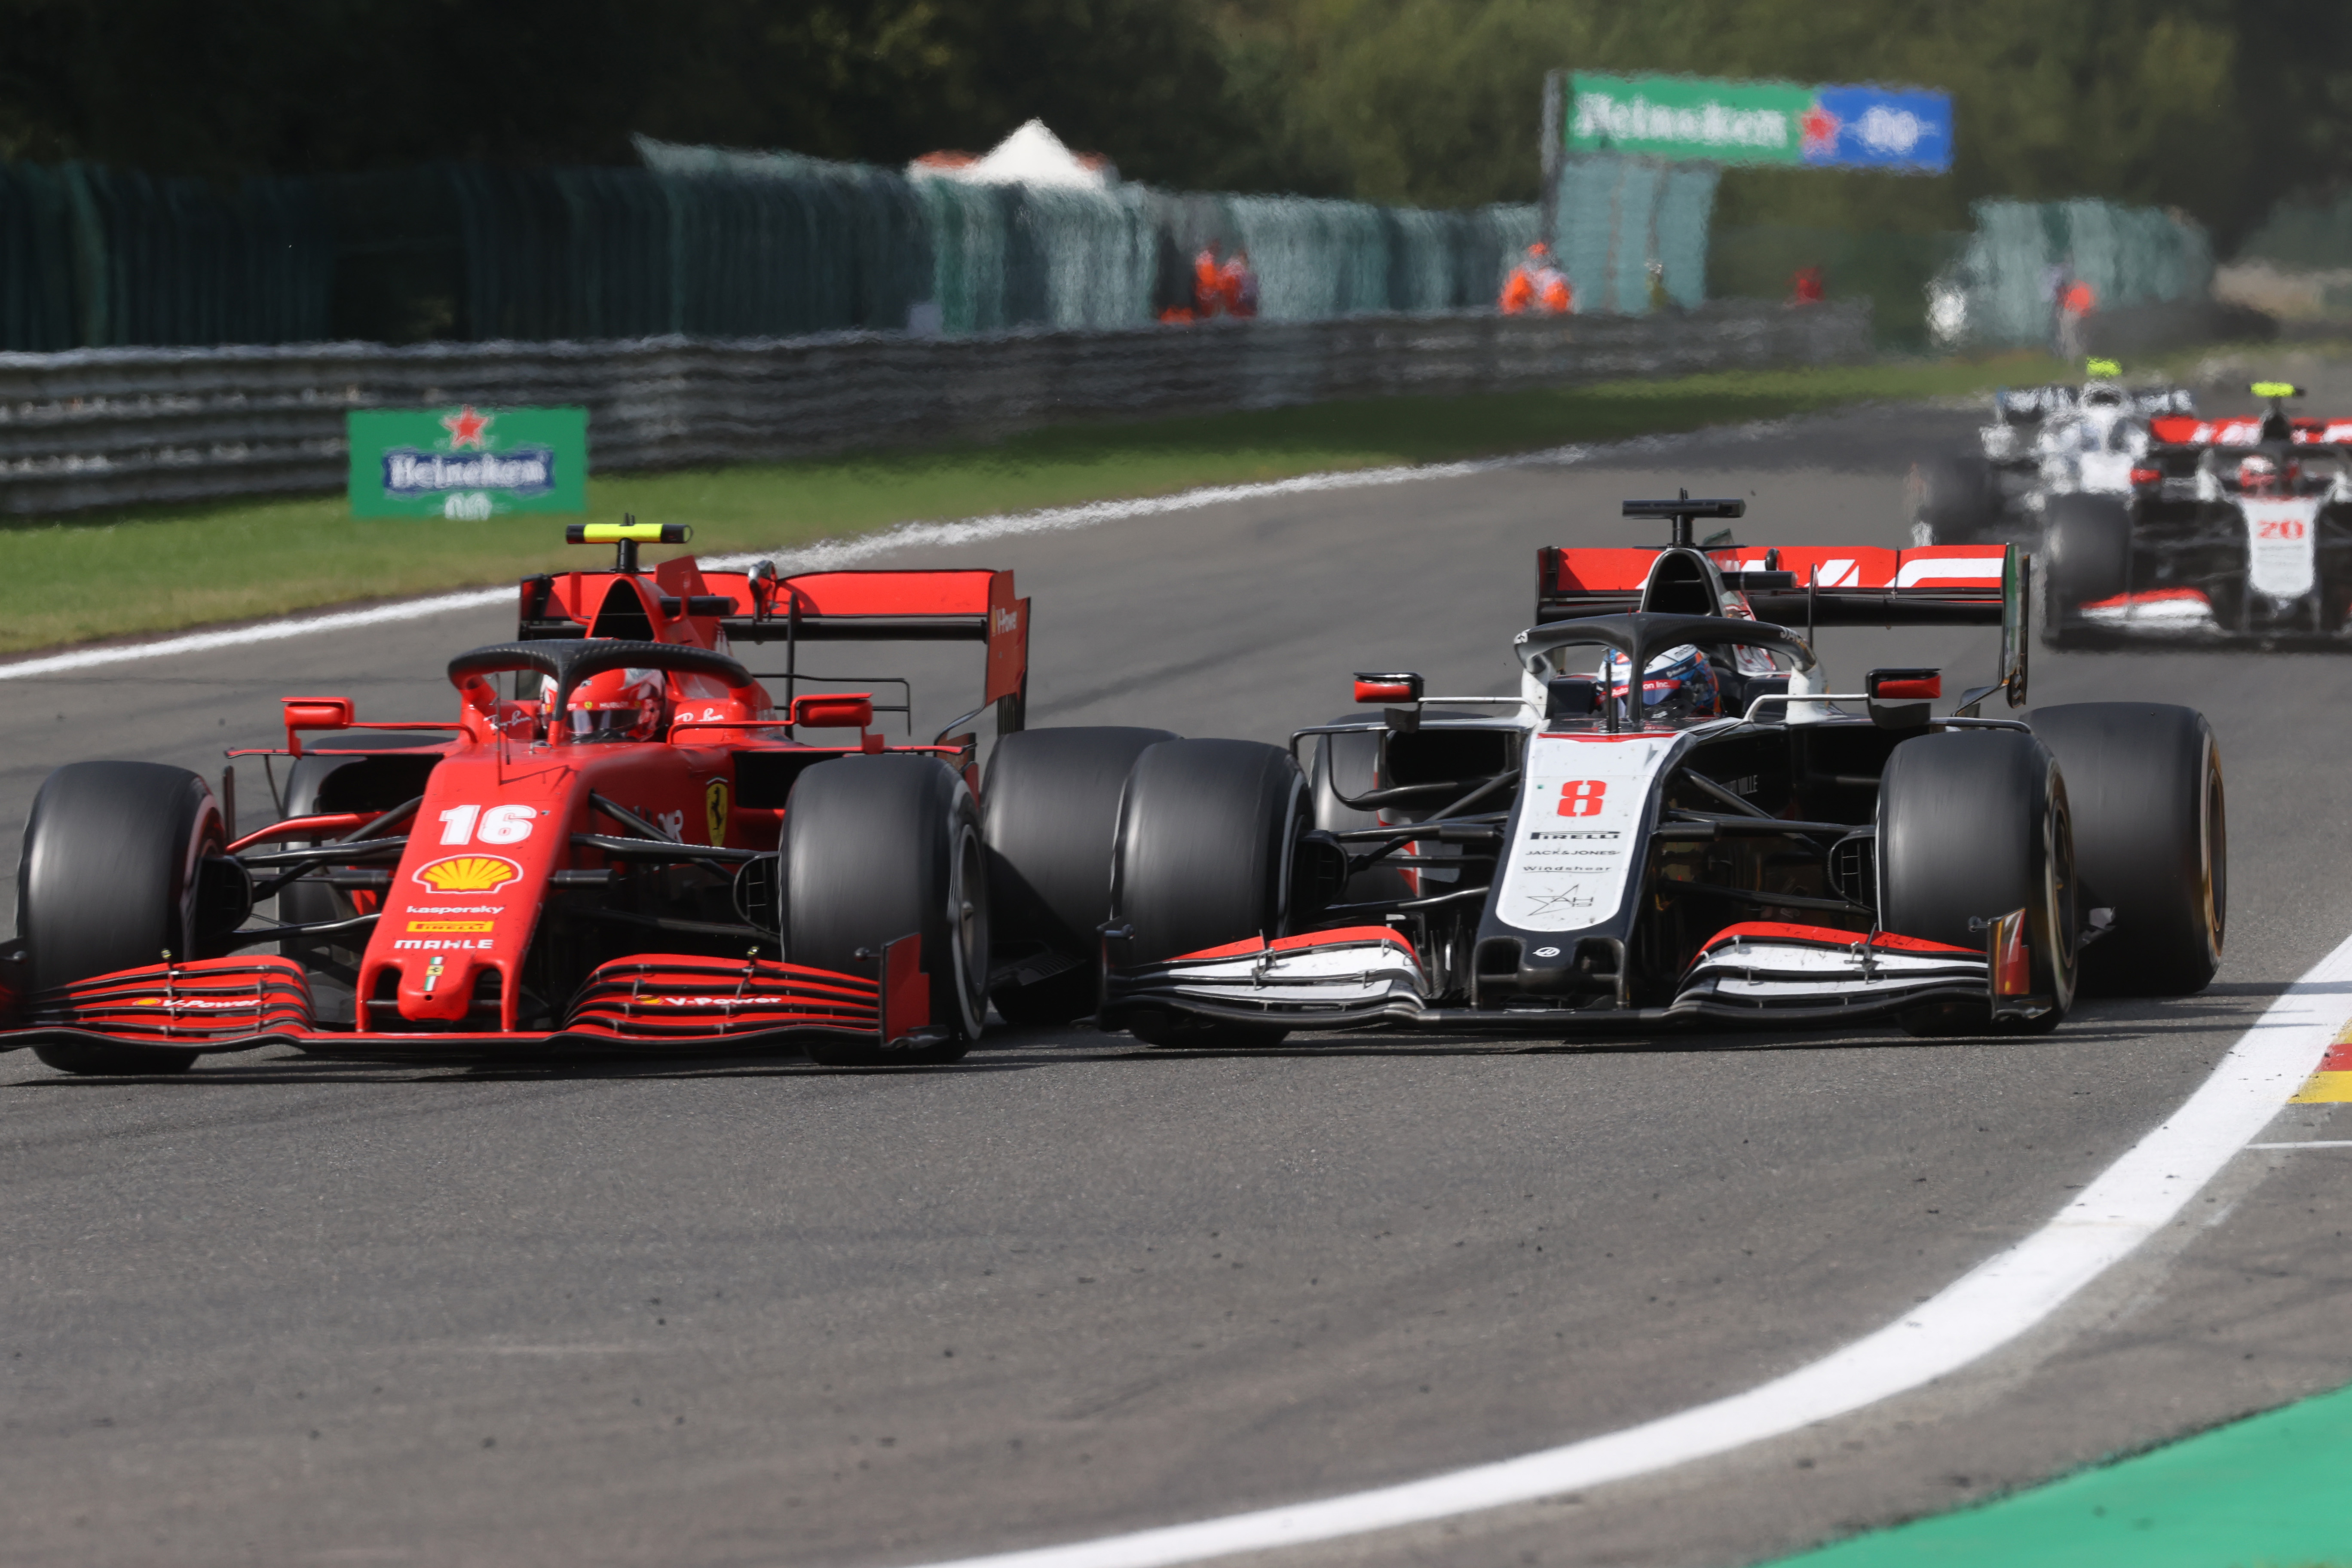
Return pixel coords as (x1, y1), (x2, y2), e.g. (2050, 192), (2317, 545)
(1913, 366), (2196, 546)
(2046, 383), (2352, 645)
(980, 499), (2225, 1045)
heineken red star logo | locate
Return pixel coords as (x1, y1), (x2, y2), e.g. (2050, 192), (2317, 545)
(1799, 104), (1840, 157)
(441, 406), (493, 450)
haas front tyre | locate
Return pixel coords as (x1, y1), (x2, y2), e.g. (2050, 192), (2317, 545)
(2028, 703), (2223, 996)
(1878, 731), (2078, 1034)
(981, 726), (1177, 1026)
(2043, 493), (2132, 634)
(1109, 738), (1302, 1049)
(20, 761), (230, 1075)
(783, 754), (988, 1066)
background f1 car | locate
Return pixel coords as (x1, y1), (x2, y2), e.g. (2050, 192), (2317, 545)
(1910, 363), (2196, 548)
(980, 496), (2225, 1046)
(2044, 383), (2352, 645)
(0, 521), (1033, 1074)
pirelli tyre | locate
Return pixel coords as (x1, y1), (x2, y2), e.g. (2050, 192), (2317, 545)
(2027, 703), (2223, 996)
(1877, 730), (2078, 1035)
(20, 762), (230, 1075)
(1109, 738), (1302, 1049)
(1911, 454), (1998, 545)
(981, 725), (1178, 1025)
(783, 754), (988, 1066)
(2042, 492), (2132, 633)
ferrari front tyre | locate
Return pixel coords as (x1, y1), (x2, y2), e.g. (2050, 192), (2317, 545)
(981, 726), (1177, 1026)
(2028, 703), (2223, 996)
(1912, 455), (1997, 544)
(2042, 493), (2132, 627)
(1110, 738), (1301, 1048)
(1877, 730), (2078, 1035)
(20, 761), (226, 1075)
(784, 754), (988, 1066)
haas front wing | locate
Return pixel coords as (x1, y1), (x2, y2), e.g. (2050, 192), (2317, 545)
(1103, 732), (2009, 1035)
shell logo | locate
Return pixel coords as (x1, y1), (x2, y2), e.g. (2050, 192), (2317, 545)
(413, 854), (523, 894)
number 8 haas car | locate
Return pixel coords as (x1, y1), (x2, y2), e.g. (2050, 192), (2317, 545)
(0, 522), (1032, 1075)
(1023, 497), (2223, 1044)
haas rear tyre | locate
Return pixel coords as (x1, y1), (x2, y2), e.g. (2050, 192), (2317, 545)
(2028, 703), (2223, 996)
(1111, 738), (1301, 1048)
(2043, 493), (2132, 628)
(1912, 455), (1996, 544)
(1878, 731), (2078, 1035)
(784, 754), (988, 1066)
(21, 762), (227, 1075)
(982, 726), (1177, 1026)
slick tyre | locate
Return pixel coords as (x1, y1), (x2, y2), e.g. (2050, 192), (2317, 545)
(981, 726), (1177, 1026)
(1308, 720), (1415, 906)
(784, 754), (988, 1066)
(1878, 731), (2078, 1035)
(21, 762), (227, 1075)
(1110, 739), (1301, 1049)
(2043, 493), (2132, 632)
(1911, 455), (1997, 545)
(2028, 703), (2223, 996)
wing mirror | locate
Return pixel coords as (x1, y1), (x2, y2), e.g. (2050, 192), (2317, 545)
(791, 694), (876, 731)
(282, 696), (354, 756)
(1353, 672), (1423, 704)
(1865, 668), (1939, 730)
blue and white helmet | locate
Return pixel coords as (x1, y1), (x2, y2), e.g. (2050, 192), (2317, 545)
(1599, 643), (1721, 723)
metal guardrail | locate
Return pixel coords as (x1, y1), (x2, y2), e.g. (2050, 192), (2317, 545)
(0, 301), (1870, 516)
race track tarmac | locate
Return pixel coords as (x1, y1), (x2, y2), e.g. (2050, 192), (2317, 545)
(3, 401), (2349, 1568)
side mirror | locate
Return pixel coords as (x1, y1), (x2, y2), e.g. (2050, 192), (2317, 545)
(1354, 672), (1423, 704)
(283, 696), (354, 756)
(1544, 675), (1599, 723)
(1865, 668), (1939, 730)
(792, 693), (875, 731)
(2000, 545), (2030, 708)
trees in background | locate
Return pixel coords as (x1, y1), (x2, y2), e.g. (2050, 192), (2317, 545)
(0, 0), (2343, 248)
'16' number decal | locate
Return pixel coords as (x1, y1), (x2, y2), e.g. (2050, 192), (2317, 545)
(438, 803), (537, 846)
(1558, 780), (1608, 818)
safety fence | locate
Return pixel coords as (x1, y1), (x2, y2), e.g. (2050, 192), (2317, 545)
(1934, 199), (2213, 349)
(0, 300), (1869, 515)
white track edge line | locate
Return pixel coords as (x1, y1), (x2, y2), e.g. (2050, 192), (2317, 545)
(897, 937), (2352, 1568)
(0, 422), (1777, 683)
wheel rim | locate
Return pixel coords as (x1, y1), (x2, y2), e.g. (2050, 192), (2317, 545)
(946, 820), (989, 1038)
(2202, 744), (2227, 961)
(2044, 780), (2079, 1008)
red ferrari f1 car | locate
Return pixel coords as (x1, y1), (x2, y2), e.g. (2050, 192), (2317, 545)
(974, 497), (2226, 1044)
(0, 522), (1032, 1074)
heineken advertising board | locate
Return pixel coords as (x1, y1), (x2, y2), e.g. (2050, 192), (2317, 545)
(347, 405), (588, 519)
(1567, 73), (1952, 172)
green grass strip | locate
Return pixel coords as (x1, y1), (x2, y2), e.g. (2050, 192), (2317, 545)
(1761, 1381), (2352, 1567)
(0, 355), (2062, 655)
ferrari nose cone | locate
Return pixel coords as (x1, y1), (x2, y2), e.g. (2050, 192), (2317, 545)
(396, 952), (485, 1023)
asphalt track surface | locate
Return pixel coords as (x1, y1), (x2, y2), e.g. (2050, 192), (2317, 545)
(5, 401), (2351, 1568)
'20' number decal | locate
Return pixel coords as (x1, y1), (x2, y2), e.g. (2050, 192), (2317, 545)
(438, 803), (537, 846)
(2256, 517), (2309, 540)
(1557, 780), (1608, 818)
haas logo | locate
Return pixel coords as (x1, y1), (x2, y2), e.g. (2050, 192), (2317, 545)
(1558, 780), (1608, 818)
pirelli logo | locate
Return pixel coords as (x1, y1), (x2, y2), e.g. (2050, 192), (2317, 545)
(407, 919), (495, 934)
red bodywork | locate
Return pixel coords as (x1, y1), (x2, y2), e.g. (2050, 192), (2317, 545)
(3, 556), (1027, 1058)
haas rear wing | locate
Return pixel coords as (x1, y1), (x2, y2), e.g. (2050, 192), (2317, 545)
(2148, 414), (2352, 448)
(1536, 543), (2015, 628)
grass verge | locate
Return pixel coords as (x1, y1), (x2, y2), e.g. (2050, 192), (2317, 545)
(0, 353), (2063, 655)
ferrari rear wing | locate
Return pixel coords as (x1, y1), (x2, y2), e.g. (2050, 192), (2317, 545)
(1536, 544), (2013, 628)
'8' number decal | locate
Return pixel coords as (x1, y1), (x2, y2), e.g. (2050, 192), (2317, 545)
(438, 803), (538, 845)
(1558, 780), (1608, 818)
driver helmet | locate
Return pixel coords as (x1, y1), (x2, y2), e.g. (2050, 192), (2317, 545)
(2079, 381), (2126, 410)
(1599, 643), (1721, 723)
(2238, 453), (2288, 496)
(567, 666), (666, 741)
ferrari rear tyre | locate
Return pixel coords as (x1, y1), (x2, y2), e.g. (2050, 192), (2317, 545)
(21, 761), (225, 1075)
(1109, 738), (1301, 1048)
(2028, 703), (2223, 996)
(784, 754), (988, 1066)
(1912, 455), (1997, 544)
(1878, 731), (2078, 1035)
(2043, 493), (2132, 627)
(981, 726), (1177, 1026)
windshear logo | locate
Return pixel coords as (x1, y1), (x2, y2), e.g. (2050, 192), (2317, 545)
(413, 855), (522, 894)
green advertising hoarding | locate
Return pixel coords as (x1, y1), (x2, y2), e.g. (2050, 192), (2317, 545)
(347, 405), (587, 519)
(1566, 72), (1954, 172)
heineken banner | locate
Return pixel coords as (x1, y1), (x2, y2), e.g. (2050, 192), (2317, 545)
(1568, 73), (1952, 172)
(347, 405), (588, 519)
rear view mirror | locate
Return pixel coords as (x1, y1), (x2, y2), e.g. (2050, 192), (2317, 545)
(282, 696), (354, 756)
(2000, 545), (2030, 708)
(1354, 672), (1423, 704)
(1865, 668), (1938, 730)
(792, 694), (875, 730)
